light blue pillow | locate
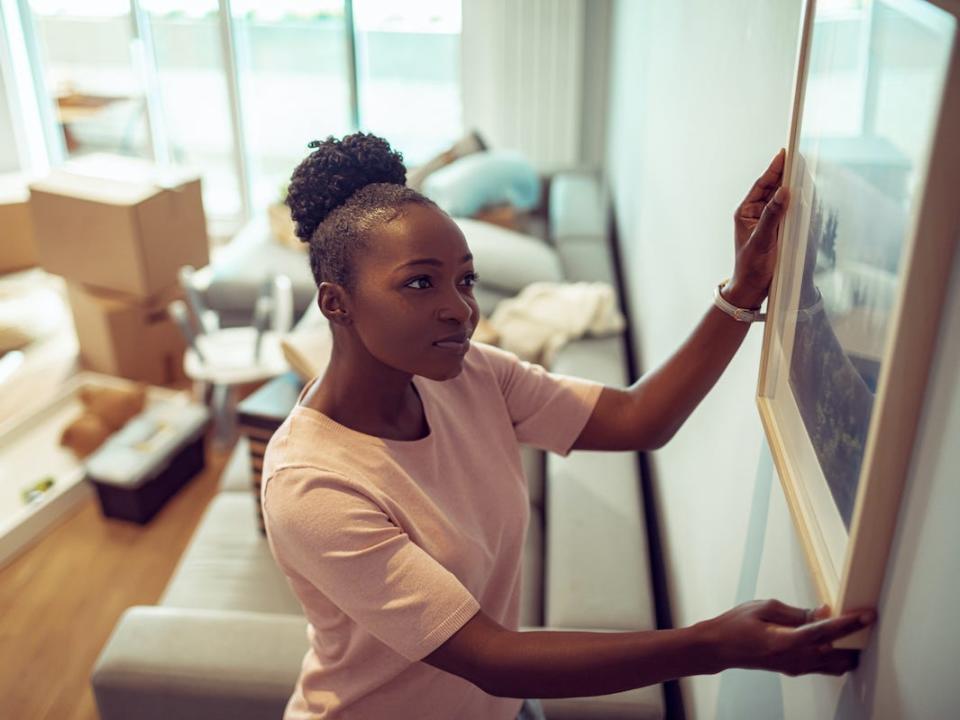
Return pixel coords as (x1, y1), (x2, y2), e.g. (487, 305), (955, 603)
(421, 150), (540, 216)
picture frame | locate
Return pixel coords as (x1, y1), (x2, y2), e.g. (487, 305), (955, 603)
(756, 0), (960, 648)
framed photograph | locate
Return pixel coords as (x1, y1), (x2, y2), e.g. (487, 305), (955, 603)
(757, 0), (960, 647)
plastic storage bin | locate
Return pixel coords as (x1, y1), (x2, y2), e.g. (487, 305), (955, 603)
(86, 400), (210, 524)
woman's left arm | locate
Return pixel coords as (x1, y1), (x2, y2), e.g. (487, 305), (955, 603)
(572, 150), (789, 452)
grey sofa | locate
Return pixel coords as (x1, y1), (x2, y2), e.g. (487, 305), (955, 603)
(90, 172), (664, 719)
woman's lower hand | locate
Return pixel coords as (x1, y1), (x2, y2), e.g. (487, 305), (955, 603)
(724, 149), (791, 310)
(694, 598), (876, 677)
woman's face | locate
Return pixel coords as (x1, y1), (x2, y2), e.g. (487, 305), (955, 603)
(345, 203), (480, 381)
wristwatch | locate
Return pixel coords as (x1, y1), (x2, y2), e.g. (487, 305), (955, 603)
(713, 279), (766, 323)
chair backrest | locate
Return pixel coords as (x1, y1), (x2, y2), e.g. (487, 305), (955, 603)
(177, 265), (218, 334)
(167, 299), (206, 363)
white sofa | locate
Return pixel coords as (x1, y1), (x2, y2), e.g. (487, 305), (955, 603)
(90, 172), (664, 719)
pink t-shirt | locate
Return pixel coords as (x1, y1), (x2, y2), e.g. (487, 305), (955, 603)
(261, 340), (604, 719)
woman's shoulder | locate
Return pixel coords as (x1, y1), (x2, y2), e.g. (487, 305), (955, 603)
(261, 411), (350, 481)
(456, 339), (520, 381)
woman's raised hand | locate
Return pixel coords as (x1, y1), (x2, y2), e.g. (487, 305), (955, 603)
(695, 598), (876, 677)
(724, 149), (791, 310)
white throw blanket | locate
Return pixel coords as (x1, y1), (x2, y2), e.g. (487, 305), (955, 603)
(488, 281), (625, 366)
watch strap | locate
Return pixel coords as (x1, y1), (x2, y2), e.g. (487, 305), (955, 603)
(713, 279), (766, 323)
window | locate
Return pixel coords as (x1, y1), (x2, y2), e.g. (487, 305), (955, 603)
(2, 0), (463, 237)
(141, 0), (243, 221)
(231, 0), (352, 212)
(353, 0), (462, 167)
(26, 0), (151, 160)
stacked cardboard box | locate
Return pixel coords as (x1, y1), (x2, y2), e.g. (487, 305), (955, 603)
(65, 282), (189, 386)
(0, 174), (38, 274)
(28, 154), (209, 385)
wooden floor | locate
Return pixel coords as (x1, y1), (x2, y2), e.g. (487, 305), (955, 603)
(0, 437), (235, 720)
(0, 269), (245, 720)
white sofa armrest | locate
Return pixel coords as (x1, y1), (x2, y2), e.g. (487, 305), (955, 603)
(548, 171), (618, 285)
(91, 606), (308, 720)
(549, 170), (607, 242)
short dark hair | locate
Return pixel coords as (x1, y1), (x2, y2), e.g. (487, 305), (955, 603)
(286, 132), (437, 292)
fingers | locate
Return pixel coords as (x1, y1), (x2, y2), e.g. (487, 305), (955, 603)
(760, 600), (830, 627)
(739, 201), (766, 220)
(758, 599), (809, 627)
(810, 604), (832, 622)
(750, 186), (789, 252)
(814, 648), (861, 676)
(793, 609), (875, 646)
(741, 148), (786, 205)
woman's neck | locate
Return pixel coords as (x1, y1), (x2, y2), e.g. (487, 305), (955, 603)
(301, 349), (426, 440)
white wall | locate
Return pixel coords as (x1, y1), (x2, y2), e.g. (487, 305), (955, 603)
(604, 1), (960, 718)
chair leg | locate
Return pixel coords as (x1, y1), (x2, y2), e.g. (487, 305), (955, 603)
(210, 383), (238, 449)
(192, 380), (211, 405)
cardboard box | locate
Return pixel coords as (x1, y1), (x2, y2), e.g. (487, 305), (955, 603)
(66, 281), (188, 386)
(29, 154), (209, 298)
(0, 174), (38, 274)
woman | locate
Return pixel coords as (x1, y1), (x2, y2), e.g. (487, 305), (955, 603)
(261, 132), (875, 720)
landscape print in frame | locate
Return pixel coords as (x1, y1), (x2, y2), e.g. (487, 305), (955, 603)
(756, 0), (960, 648)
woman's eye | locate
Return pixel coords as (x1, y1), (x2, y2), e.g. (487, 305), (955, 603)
(404, 273), (480, 290)
(405, 276), (432, 289)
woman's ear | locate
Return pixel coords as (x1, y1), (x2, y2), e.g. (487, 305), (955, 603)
(318, 282), (352, 326)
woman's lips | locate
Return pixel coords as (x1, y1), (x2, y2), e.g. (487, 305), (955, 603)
(433, 339), (469, 353)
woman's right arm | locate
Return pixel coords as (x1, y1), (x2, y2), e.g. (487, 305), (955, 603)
(423, 600), (874, 699)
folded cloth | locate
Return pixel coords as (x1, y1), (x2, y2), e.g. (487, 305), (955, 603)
(488, 282), (625, 366)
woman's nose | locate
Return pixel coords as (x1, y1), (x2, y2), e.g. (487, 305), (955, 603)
(437, 285), (473, 323)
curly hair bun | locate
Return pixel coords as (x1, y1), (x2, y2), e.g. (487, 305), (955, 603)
(286, 132), (407, 243)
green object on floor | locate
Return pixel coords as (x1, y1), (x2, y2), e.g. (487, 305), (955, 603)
(21, 476), (55, 505)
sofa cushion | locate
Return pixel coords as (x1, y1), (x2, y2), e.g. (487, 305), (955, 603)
(423, 150), (540, 216)
(546, 447), (656, 631)
(555, 240), (618, 286)
(453, 217), (564, 295)
(543, 336), (657, 632)
(218, 435), (254, 493)
(549, 334), (629, 385)
(520, 508), (543, 628)
(520, 443), (544, 510)
(91, 606), (308, 720)
(160, 492), (303, 616)
(540, 683), (664, 720)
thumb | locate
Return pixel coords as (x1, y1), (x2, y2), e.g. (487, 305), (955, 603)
(752, 186), (789, 252)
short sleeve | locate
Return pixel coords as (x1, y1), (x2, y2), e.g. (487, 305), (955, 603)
(262, 467), (481, 662)
(475, 342), (604, 457)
